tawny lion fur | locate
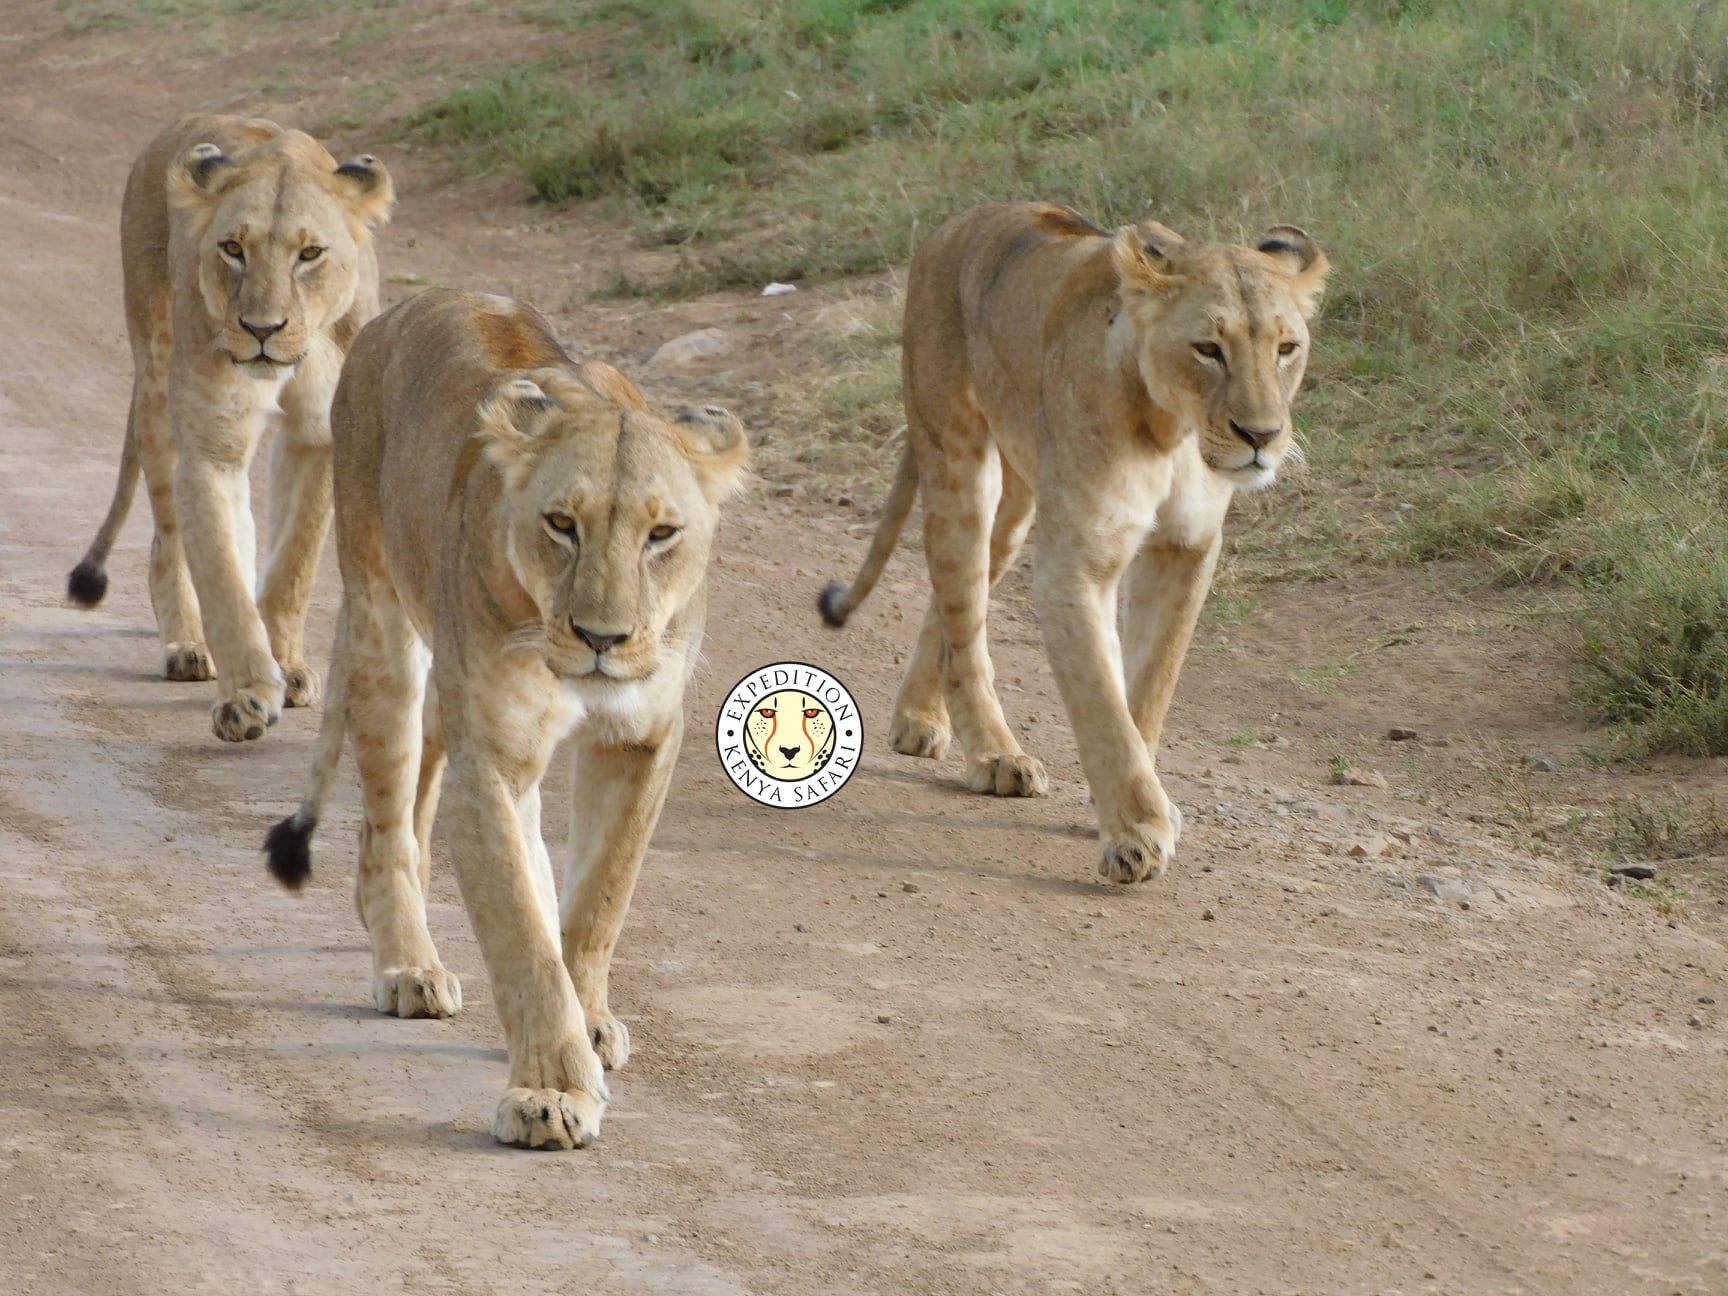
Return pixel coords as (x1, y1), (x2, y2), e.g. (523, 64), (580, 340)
(265, 289), (747, 1150)
(821, 202), (1328, 884)
(69, 113), (392, 742)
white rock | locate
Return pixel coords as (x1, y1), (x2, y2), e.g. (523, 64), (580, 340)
(646, 327), (733, 368)
(762, 282), (797, 297)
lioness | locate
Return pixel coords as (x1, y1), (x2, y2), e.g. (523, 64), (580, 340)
(821, 203), (1327, 883)
(68, 114), (392, 742)
(263, 290), (746, 1149)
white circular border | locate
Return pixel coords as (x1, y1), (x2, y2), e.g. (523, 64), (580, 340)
(715, 661), (864, 809)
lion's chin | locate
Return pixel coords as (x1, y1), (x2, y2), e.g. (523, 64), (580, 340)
(1207, 456), (1280, 492)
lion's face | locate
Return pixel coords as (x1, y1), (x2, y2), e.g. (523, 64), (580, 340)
(481, 379), (748, 692)
(170, 136), (392, 372)
(1114, 224), (1328, 491)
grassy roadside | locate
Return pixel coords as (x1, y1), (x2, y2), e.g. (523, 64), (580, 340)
(408, 0), (1728, 753)
(52, 0), (1728, 754)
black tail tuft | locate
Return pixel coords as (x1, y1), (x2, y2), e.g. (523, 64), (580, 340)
(68, 562), (109, 608)
(264, 813), (316, 890)
(818, 582), (850, 629)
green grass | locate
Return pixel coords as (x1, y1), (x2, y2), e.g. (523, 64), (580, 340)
(407, 2), (1728, 762)
(86, 0), (1728, 753)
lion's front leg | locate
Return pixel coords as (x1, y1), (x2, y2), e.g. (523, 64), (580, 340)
(260, 358), (337, 708)
(1035, 536), (1179, 884)
(172, 394), (283, 741)
(444, 752), (607, 1149)
(560, 716), (682, 1072)
(1122, 530), (1221, 774)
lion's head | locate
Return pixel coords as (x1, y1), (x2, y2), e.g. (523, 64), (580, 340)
(1112, 222), (1328, 491)
(477, 372), (748, 693)
(169, 130), (393, 372)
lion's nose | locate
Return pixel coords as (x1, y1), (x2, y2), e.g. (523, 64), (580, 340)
(1229, 420), (1281, 451)
(240, 318), (287, 343)
(571, 623), (631, 654)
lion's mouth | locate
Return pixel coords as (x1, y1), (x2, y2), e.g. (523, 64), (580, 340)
(232, 349), (301, 370)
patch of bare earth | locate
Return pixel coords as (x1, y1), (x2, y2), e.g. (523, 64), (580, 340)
(1, 3), (1725, 1293)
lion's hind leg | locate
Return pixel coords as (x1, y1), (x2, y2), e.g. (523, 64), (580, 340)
(889, 453), (1035, 763)
(916, 407), (1045, 797)
(132, 336), (212, 681)
(347, 586), (460, 1019)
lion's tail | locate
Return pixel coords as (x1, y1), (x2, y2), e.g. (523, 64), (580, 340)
(68, 406), (143, 608)
(818, 442), (919, 628)
(263, 601), (351, 891)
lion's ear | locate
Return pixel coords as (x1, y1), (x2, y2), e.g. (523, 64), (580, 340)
(477, 379), (562, 490)
(1257, 225), (1329, 319)
(167, 143), (235, 211)
(672, 405), (750, 504)
(577, 360), (650, 412)
(333, 154), (394, 230)
(1112, 224), (1183, 295)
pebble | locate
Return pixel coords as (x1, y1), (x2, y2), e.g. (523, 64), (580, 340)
(876, 1014), (892, 1025)
(1524, 755), (1558, 772)
(1387, 727), (1420, 741)
(645, 326), (733, 368)
(1690, 1014), (1705, 1029)
(1346, 836), (1396, 859)
(1201, 908), (1216, 921)
(901, 882), (920, 893)
(795, 923), (810, 933)
(1332, 767), (1389, 789)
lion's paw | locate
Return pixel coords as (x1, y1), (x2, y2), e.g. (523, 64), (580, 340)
(280, 663), (321, 709)
(966, 752), (1048, 797)
(374, 965), (462, 1019)
(211, 676), (283, 742)
(590, 1016), (630, 1070)
(1096, 818), (1175, 884)
(889, 712), (951, 760)
(163, 642), (214, 682)
(493, 1087), (605, 1150)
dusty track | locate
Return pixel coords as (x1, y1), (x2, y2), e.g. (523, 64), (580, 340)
(2, 5), (1726, 1293)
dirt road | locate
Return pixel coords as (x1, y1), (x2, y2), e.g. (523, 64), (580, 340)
(3, 5), (1725, 1293)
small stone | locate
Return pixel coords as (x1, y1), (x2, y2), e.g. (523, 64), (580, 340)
(795, 923), (810, 933)
(836, 495), (855, 508)
(1699, 996), (1717, 1005)
(1346, 835), (1395, 859)
(645, 326), (733, 368)
(876, 1014), (892, 1025)
(901, 882), (920, 894)
(1201, 908), (1216, 921)
(1221, 753), (1244, 765)
(1387, 727), (1420, 741)
(1610, 864), (1657, 881)
(772, 483), (799, 498)
(1689, 1014), (1705, 1029)
(1332, 767), (1389, 789)
(1524, 755), (1557, 773)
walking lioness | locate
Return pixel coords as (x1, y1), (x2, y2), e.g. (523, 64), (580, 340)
(263, 290), (747, 1148)
(69, 114), (392, 741)
(821, 202), (1328, 883)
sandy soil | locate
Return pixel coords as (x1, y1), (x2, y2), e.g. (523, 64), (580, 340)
(2, 4), (1726, 1293)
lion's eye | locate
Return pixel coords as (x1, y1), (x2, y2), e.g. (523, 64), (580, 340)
(1193, 341), (1224, 361)
(803, 708), (822, 719)
(1278, 341), (1299, 357)
(298, 245), (325, 263)
(543, 512), (577, 539)
(646, 523), (679, 544)
(757, 708), (776, 719)
(219, 239), (244, 261)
